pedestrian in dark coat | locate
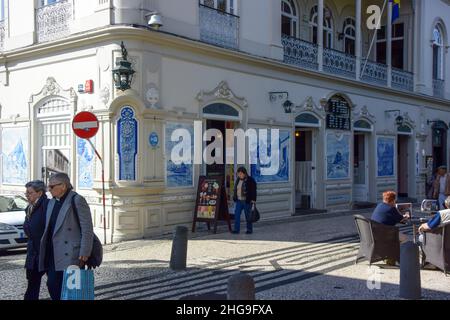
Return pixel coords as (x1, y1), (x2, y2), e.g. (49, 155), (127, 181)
(38, 173), (94, 300)
(232, 167), (257, 234)
(23, 180), (48, 300)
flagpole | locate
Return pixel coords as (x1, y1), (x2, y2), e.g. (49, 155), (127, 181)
(361, 0), (389, 78)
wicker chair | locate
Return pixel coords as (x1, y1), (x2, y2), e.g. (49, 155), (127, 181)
(354, 214), (401, 265)
(421, 222), (450, 276)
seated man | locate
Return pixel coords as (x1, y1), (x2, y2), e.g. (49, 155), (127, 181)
(371, 190), (410, 244)
(419, 196), (450, 234)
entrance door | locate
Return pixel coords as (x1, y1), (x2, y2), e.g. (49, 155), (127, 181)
(397, 135), (409, 197)
(205, 119), (238, 213)
(295, 129), (316, 209)
(353, 133), (368, 202)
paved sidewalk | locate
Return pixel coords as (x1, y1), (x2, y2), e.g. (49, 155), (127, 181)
(1, 208), (449, 300)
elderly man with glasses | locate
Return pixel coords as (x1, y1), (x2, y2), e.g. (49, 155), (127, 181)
(23, 180), (48, 300)
(38, 173), (94, 300)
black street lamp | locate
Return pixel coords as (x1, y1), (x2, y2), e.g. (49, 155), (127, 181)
(112, 42), (135, 91)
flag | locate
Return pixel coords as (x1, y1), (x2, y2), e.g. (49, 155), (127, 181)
(390, 0), (400, 23)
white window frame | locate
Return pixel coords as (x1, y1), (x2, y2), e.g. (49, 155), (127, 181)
(343, 17), (356, 55)
(200, 0), (238, 15)
(282, 0), (299, 38)
(40, 0), (61, 7)
(432, 25), (445, 80)
(310, 5), (333, 48)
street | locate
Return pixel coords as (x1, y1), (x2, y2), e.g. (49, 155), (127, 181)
(1, 210), (450, 300)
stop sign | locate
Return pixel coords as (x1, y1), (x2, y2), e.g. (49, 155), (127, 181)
(72, 111), (99, 139)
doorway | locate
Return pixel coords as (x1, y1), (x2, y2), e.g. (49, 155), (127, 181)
(353, 133), (369, 202)
(294, 129), (316, 210)
(205, 119), (239, 213)
(432, 122), (448, 170)
(397, 135), (410, 197)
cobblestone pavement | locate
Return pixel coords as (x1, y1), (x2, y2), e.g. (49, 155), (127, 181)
(1, 209), (449, 300)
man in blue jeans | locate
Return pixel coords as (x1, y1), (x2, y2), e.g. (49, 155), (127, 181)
(232, 167), (257, 234)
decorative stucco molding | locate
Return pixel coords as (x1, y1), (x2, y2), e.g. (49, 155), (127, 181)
(295, 96), (326, 119)
(29, 77), (77, 104)
(196, 81), (248, 109)
(353, 105), (376, 124)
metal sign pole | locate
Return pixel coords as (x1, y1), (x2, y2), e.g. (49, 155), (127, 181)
(87, 138), (107, 245)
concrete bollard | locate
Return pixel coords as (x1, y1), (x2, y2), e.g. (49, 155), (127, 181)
(227, 273), (255, 300)
(170, 226), (188, 271)
(399, 241), (422, 300)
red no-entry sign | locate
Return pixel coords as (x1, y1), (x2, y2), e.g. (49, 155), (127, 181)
(72, 111), (99, 139)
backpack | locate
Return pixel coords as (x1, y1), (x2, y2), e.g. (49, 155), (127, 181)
(71, 193), (103, 268)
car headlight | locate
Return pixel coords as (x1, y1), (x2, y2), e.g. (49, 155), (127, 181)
(0, 223), (16, 232)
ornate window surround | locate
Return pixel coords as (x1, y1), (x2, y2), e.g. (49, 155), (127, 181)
(196, 81), (248, 123)
(28, 77), (77, 183)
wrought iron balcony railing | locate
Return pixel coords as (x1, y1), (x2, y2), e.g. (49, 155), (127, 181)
(323, 47), (356, 79)
(36, 0), (72, 43)
(199, 4), (239, 50)
(433, 78), (445, 98)
(392, 68), (414, 92)
(360, 59), (388, 86)
(281, 34), (318, 71)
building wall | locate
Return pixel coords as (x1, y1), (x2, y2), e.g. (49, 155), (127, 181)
(1, 1), (450, 242)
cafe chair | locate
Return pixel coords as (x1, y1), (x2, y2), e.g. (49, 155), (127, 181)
(421, 222), (450, 276)
(353, 215), (400, 265)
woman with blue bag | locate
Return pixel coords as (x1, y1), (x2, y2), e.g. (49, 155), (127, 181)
(38, 173), (99, 300)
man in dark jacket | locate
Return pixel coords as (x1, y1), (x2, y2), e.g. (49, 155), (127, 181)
(232, 167), (257, 234)
(23, 180), (48, 300)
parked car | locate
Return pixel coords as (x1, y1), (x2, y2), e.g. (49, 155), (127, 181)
(0, 194), (28, 251)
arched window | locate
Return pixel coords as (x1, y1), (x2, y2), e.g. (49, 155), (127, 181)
(433, 25), (445, 80)
(310, 5), (333, 48)
(200, 0), (236, 14)
(343, 17), (356, 55)
(282, 0), (298, 38)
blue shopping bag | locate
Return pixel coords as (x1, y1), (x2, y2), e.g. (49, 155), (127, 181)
(61, 265), (95, 300)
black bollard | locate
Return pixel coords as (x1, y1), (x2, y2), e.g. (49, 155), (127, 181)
(170, 226), (188, 271)
(399, 241), (421, 300)
(227, 273), (255, 300)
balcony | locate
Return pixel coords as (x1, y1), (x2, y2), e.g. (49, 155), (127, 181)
(199, 4), (239, 50)
(280, 35), (426, 95)
(36, 0), (72, 43)
(323, 47), (356, 79)
(281, 35), (318, 71)
(433, 78), (445, 98)
(0, 20), (4, 51)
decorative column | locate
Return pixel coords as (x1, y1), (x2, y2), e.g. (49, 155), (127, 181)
(355, 0), (362, 80)
(413, 0), (425, 93)
(317, 0), (324, 72)
(387, 1), (393, 87)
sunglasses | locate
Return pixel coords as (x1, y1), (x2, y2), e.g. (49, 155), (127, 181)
(48, 183), (63, 190)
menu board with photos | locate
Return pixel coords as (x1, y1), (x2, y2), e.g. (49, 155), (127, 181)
(192, 176), (232, 234)
(326, 97), (351, 131)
